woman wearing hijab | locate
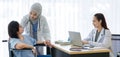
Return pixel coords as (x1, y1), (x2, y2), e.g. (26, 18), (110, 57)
(82, 13), (114, 57)
(21, 3), (51, 55)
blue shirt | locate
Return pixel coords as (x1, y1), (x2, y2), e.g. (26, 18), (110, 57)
(32, 21), (38, 40)
(10, 35), (36, 57)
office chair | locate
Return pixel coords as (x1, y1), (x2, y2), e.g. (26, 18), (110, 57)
(117, 52), (120, 57)
(112, 34), (120, 57)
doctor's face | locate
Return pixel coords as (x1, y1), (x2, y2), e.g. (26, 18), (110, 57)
(92, 16), (101, 28)
(29, 11), (38, 20)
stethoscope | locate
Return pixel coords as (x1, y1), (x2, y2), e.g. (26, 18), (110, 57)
(29, 17), (41, 29)
(92, 29), (105, 41)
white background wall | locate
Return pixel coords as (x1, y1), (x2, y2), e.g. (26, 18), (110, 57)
(0, 0), (120, 57)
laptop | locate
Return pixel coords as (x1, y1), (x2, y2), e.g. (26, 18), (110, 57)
(69, 31), (83, 47)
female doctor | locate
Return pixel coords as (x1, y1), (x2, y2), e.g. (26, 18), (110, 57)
(21, 3), (52, 55)
(82, 13), (114, 57)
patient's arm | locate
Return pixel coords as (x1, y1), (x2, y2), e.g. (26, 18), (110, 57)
(15, 43), (34, 49)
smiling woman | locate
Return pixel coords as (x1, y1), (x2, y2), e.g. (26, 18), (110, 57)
(8, 21), (35, 57)
(0, 0), (120, 57)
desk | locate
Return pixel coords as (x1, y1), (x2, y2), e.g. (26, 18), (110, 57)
(51, 44), (110, 57)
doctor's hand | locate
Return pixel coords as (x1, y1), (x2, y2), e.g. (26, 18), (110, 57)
(36, 40), (44, 44)
(32, 47), (37, 55)
(82, 40), (89, 44)
(44, 40), (53, 48)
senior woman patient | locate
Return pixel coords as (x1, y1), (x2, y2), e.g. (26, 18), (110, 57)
(8, 21), (37, 57)
(8, 21), (52, 57)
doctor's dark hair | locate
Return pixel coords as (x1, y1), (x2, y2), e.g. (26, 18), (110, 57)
(8, 21), (19, 38)
(94, 13), (109, 29)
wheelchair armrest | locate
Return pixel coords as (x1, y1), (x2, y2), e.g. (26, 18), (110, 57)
(34, 43), (46, 46)
(12, 48), (32, 50)
(34, 43), (51, 55)
(2, 40), (8, 42)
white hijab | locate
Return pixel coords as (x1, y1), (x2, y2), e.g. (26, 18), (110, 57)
(30, 3), (42, 16)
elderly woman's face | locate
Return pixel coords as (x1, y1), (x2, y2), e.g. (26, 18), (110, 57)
(30, 11), (38, 20)
(17, 25), (24, 35)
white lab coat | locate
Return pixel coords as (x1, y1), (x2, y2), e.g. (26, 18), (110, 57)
(21, 15), (50, 55)
(21, 15), (51, 41)
(20, 3), (50, 55)
(84, 28), (114, 57)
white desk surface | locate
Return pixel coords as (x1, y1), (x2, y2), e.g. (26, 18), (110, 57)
(52, 43), (110, 54)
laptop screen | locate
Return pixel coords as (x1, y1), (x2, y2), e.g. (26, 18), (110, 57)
(69, 31), (83, 47)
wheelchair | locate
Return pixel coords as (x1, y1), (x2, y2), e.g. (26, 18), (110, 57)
(2, 40), (52, 57)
